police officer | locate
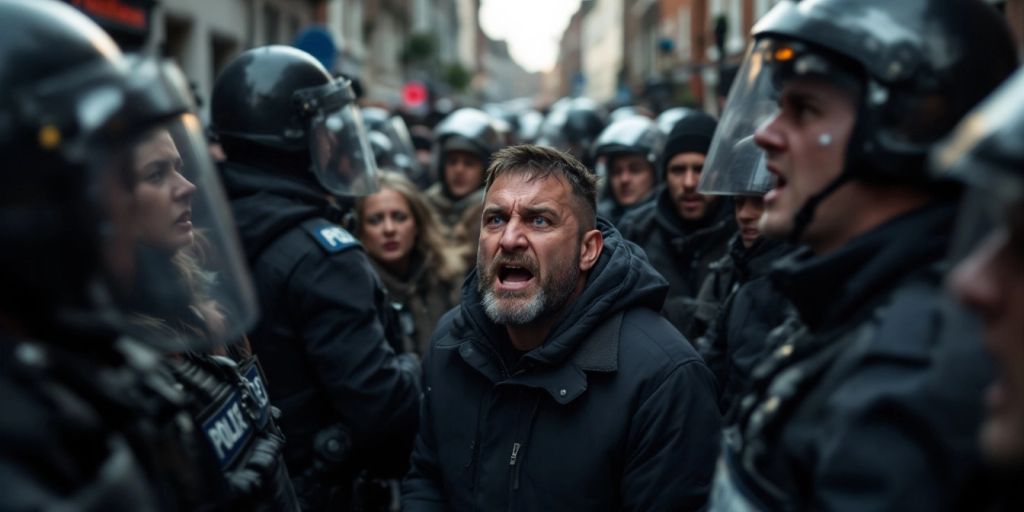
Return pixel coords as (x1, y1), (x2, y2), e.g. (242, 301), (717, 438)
(424, 107), (501, 234)
(938, 67), (1024, 511)
(0, 0), (258, 509)
(689, 136), (793, 412)
(211, 46), (420, 510)
(705, 0), (1016, 509)
(591, 115), (665, 225)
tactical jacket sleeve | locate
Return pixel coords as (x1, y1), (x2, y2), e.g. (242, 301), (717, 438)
(622, 359), (722, 511)
(289, 248), (421, 476)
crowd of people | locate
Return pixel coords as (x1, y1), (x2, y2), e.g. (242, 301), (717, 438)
(2, 0), (1023, 510)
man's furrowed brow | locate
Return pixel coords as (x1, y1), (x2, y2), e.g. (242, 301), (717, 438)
(521, 205), (561, 219)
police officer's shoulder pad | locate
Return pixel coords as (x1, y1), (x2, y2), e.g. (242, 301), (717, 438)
(301, 218), (361, 254)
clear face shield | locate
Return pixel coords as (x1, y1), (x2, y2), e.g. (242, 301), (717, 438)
(698, 133), (773, 196)
(387, 115), (419, 174)
(299, 81), (380, 197)
(57, 60), (261, 353)
(700, 40), (784, 198)
(702, 38), (862, 196)
(106, 115), (258, 352)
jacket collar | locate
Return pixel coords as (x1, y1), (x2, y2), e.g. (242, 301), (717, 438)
(771, 201), (956, 331)
(436, 311), (622, 405)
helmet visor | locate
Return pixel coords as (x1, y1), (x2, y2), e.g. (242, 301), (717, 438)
(701, 40), (780, 196)
(699, 133), (773, 196)
(310, 102), (380, 197)
(702, 38), (861, 196)
(108, 114), (258, 352)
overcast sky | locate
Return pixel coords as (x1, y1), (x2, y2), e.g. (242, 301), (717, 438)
(479, 0), (582, 74)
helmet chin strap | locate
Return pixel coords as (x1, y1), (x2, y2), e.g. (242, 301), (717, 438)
(787, 168), (852, 245)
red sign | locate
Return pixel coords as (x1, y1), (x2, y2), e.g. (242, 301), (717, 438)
(69, 0), (146, 30)
(402, 81), (428, 107)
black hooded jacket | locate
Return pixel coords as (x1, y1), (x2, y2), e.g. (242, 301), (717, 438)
(403, 220), (721, 511)
(714, 202), (993, 511)
(669, 234), (791, 341)
(218, 162), (420, 487)
(688, 235), (793, 412)
(618, 187), (736, 304)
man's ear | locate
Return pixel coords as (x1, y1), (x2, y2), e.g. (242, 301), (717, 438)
(579, 229), (604, 272)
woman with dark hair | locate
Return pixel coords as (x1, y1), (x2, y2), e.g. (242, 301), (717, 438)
(357, 171), (466, 355)
(127, 126), (300, 510)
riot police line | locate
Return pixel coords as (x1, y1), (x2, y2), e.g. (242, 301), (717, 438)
(3, 0), (1024, 511)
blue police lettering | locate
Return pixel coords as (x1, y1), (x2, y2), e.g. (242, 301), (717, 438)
(245, 373), (269, 409)
(319, 227), (354, 248)
(206, 402), (251, 460)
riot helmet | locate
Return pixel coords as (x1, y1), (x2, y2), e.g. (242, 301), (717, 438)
(0, 0), (256, 350)
(484, 104), (521, 145)
(536, 98), (606, 164)
(592, 116), (665, 180)
(706, 0), (1017, 240)
(609, 105), (652, 124)
(431, 108), (500, 199)
(517, 109), (544, 144)
(211, 45), (378, 197)
(934, 66), (1024, 262)
(362, 106), (419, 177)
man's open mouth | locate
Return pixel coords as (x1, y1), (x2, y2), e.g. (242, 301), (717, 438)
(498, 265), (534, 284)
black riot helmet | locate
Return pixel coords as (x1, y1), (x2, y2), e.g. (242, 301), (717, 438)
(933, 66), (1024, 262)
(706, 0), (1017, 240)
(537, 98), (606, 165)
(592, 115), (665, 181)
(0, 0), (256, 348)
(362, 106), (419, 177)
(431, 107), (501, 191)
(211, 45), (378, 197)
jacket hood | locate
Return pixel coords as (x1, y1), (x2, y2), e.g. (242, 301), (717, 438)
(454, 217), (669, 368)
(219, 161), (332, 261)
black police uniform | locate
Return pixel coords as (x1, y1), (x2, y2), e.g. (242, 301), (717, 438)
(210, 44), (420, 509)
(0, 330), (226, 511)
(713, 203), (993, 510)
(220, 162), (420, 508)
(167, 350), (300, 510)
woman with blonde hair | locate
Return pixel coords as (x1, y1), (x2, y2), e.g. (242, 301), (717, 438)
(356, 171), (466, 355)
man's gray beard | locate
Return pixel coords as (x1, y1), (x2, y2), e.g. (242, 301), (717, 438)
(478, 253), (580, 327)
(481, 287), (548, 326)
